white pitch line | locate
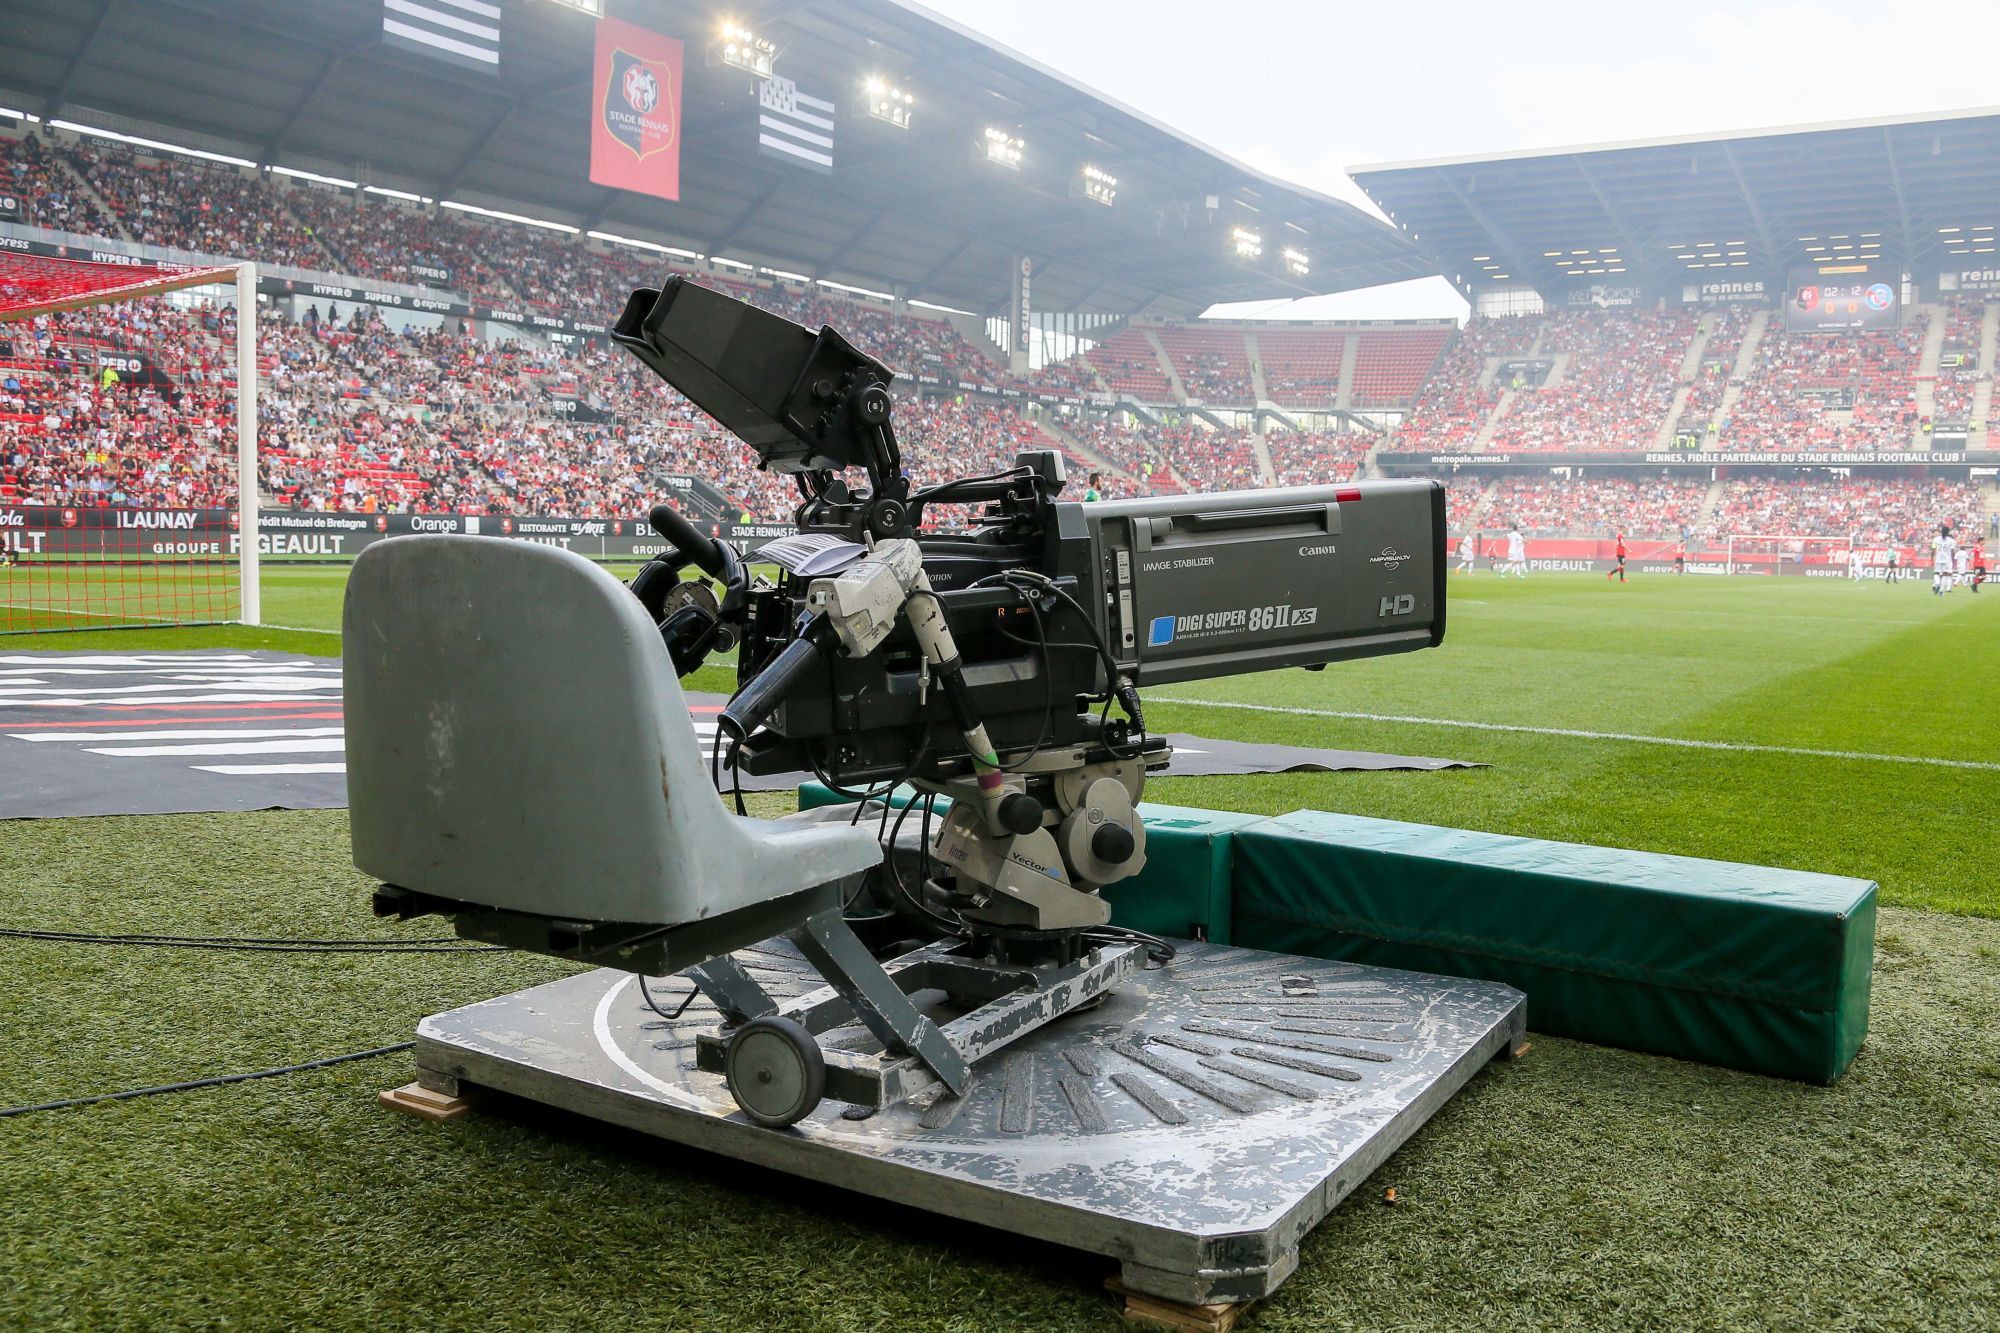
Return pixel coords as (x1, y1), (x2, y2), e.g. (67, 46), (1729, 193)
(192, 763), (347, 776)
(0, 693), (337, 708)
(0, 663), (323, 677)
(1148, 696), (2000, 773)
(162, 669), (337, 680)
(11, 727), (346, 742)
(86, 738), (346, 757)
(0, 654), (265, 666)
(0, 678), (339, 699)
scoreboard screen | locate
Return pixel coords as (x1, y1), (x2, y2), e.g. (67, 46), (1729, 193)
(1785, 263), (1899, 333)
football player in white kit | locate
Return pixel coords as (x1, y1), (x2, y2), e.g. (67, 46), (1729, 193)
(1456, 532), (1477, 574)
(1505, 525), (1528, 578)
(1848, 547), (1866, 582)
(1932, 527), (1957, 595)
(1954, 542), (1972, 589)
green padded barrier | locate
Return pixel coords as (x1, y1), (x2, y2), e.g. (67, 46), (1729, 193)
(1100, 806), (1266, 946)
(797, 781), (912, 813)
(795, 783), (1260, 944)
(1231, 811), (1876, 1084)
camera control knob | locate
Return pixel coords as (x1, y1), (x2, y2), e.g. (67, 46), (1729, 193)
(998, 792), (1043, 836)
(1090, 822), (1136, 865)
(867, 498), (908, 538)
(856, 384), (892, 424)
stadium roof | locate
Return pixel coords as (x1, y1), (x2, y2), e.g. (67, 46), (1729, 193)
(1351, 108), (2000, 298)
(0, 0), (1432, 318)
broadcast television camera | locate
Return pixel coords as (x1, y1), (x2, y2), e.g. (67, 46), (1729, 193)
(352, 276), (1448, 1128)
(612, 277), (1446, 951)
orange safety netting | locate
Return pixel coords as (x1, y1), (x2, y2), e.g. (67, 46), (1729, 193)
(0, 252), (237, 322)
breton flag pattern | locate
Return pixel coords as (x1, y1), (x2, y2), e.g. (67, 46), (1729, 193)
(382, 0), (502, 73)
(758, 76), (836, 174)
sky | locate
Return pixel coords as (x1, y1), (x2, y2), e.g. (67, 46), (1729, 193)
(919, 0), (2000, 322)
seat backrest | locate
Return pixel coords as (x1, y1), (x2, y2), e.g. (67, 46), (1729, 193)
(345, 535), (772, 925)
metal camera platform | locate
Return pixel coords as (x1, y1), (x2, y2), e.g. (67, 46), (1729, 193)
(410, 939), (1525, 1306)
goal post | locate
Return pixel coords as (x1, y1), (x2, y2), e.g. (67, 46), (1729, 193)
(236, 260), (259, 626)
(1723, 532), (1859, 576)
(0, 252), (259, 631)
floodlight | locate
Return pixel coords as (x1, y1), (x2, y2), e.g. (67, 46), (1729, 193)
(1282, 246), (1309, 278)
(865, 78), (914, 130)
(715, 21), (775, 77)
(1076, 165), (1116, 207)
(982, 126), (1024, 171)
(1230, 227), (1262, 260)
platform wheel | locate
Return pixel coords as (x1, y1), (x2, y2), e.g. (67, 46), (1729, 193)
(724, 1015), (826, 1128)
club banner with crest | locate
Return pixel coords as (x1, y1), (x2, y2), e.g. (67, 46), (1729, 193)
(589, 17), (683, 201)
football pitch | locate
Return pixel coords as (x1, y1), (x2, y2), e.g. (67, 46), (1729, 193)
(4, 567), (1997, 1329)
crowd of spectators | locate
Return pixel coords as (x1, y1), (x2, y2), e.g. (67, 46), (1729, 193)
(1675, 304), (1752, 431)
(1084, 329), (1173, 399)
(1927, 296), (1985, 426)
(1485, 309), (1699, 452)
(57, 142), (330, 270)
(1269, 429), (1369, 487)
(1155, 327), (1253, 402)
(1150, 423), (1261, 491)
(1, 133), (118, 239)
(1391, 316), (1540, 451)
(1, 299), (240, 508)
(1708, 475), (1984, 546)
(1059, 414), (1178, 493)
(280, 189), (517, 300)
(1445, 477), (1485, 529)
(1482, 474), (1708, 538)
(1720, 315), (1930, 451)
(11, 126), (2000, 538)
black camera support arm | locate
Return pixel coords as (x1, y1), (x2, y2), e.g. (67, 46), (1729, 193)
(630, 502), (749, 677)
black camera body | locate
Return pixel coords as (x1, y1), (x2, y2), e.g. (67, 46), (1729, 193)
(612, 276), (1448, 795)
(728, 485), (1448, 789)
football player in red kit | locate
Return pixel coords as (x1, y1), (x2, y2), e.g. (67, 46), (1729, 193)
(1606, 531), (1628, 583)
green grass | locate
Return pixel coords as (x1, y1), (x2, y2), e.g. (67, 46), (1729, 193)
(3, 568), (1998, 1328)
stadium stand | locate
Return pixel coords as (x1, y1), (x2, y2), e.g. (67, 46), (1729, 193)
(1350, 327), (1452, 407)
(1485, 309), (1699, 452)
(1254, 328), (1344, 406)
(1677, 303), (1752, 431)
(1483, 475), (1709, 538)
(1722, 315), (1930, 452)
(1445, 477), (1486, 529)
(5, 123), (1997, 544)
(1268, 428), (1370, 486)
(1389, 315), (1539, 450)
(1709, 475), (1985, 546)
(1083, 327), (1174, 400)
(1, 300), (240, 508)
(1, 131), (119, 240)
(1154, 422), (1262, 490)
(1155, 325), (1252, 402)
(1929, 296), (1982, 426)
(56, 141), (333, 272)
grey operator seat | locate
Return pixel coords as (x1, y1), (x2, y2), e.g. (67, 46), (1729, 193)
(343, 535), (881, 927)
